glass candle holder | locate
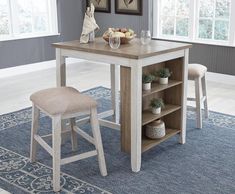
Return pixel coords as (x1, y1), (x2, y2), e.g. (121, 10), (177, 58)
(109, 34), (120, 49)
(140, 30), (151, 45)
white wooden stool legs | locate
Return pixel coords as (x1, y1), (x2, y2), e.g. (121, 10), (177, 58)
(52, 116), (62, 192)
(188, 74), (209, 129)
(202, 75), (209, 118)
(195, 77), (202, 129)
(30, 106), (107, 192)
(70, 118), (78, 151)
(30, 104), (40, 163)
(90, 108), (107, 176)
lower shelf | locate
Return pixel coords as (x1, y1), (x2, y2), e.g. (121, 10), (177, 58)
(142, 128), (180, 153)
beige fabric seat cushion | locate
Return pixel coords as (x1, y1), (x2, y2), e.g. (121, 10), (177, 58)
(30, 87), (97, 116)
(188, 64), (207, 80)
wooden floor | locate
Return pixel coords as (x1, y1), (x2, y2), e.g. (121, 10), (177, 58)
(0, 60), (235, 116)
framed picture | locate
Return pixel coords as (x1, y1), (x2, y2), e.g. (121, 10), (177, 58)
(86, 0), (111, 13)
(115, 0), (142, 15)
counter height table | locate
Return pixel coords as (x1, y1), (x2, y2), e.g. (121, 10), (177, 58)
(52, 38), (192, 172)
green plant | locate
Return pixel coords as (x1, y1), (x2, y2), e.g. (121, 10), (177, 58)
(155, 68), (172, 78)
(150, 98), (165, 109)
(142, 74), (155, 84)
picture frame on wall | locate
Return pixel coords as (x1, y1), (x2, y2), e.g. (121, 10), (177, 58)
(115, 0), (142, 15)
(86, 0), (111, 13)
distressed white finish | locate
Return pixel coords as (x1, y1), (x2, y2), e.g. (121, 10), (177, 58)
(55, 46), (189, 172)
(30, 104), (40, 162)
(180, 49), (189, 144)
(30, 102), (107, 192)
(110, 64), (120, 123)
(130, 61), (143, 172)
(188, 64), (209, 129)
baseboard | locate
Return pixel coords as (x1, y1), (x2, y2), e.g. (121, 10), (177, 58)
(0, 58), (84, 78)
(207, 72), (235, 85)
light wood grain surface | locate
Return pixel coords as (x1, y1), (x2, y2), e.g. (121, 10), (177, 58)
(52, 38), (192, 59)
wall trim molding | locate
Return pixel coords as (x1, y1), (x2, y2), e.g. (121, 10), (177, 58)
(0, 58), (83, 78)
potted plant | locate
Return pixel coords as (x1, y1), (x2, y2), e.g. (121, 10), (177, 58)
(142, 74), (155, 91)
(150, 98), (165, 114)
(155, 68), (172, 84)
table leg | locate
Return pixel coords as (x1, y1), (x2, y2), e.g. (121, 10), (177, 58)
(130, 63), (142, 172)
(180, 49), (189, 144)
(110, 64), (120, 124)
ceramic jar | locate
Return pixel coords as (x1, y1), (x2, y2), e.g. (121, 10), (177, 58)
(146, 120), (166, 139)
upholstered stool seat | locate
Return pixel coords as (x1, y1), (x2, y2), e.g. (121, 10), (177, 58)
(188, 63), (207, 80)
(30, 87), (107, 192)
(188, 64), (209, 129)
(30, 87), (96, 115)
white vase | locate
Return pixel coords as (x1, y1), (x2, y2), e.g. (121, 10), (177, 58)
(152, 107), (161, 115)
(143, 83), (151, 91)
(159, 77), (168, 84)
(146, 120), (166, 139)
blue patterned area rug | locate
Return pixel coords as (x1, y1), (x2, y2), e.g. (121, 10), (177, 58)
(0, 87), (235, 194)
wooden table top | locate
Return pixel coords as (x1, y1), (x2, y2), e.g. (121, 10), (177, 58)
(52, 38), (192, 59)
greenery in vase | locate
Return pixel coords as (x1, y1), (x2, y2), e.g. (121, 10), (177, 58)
(155, 68), (172, 78)
(150, 98), (165, 109)
(142, 74), (155, 84)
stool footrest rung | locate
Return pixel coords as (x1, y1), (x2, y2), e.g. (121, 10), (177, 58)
(34, 135), (53, 156)
(41, 129), (71, 139)
(73, 126), (95, 145)
(60, 150), (98, 165)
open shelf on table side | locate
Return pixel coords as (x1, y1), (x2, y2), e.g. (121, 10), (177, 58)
(142, 104), (181, 126)
(142, 128), (180, 153)
(142, 80), (182, 97)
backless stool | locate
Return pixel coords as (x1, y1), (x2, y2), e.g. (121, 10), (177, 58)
(188, 64), (209, 129)
(30, 87), (107, 192)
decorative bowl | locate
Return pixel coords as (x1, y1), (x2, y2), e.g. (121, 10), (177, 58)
(103, 35), (136, 44)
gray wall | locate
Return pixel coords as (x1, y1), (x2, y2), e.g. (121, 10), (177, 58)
(189, 44), (235, 75)
(90, 0), (235, 75)
(91, 0), (149, 37)
(0, 0), (83, 69)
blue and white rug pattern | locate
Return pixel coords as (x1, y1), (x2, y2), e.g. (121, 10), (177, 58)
(0, 147), (109, 194)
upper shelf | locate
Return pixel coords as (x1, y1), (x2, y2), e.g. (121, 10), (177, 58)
(142, 80), (182, 97)
(142, 104), (181, 126)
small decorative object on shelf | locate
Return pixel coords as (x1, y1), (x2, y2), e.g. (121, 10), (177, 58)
(150, 98), (165, 115)
(155, 68), (172, 85)
(146, 120), (166, 139)
(142, 74), (155, 91)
